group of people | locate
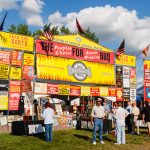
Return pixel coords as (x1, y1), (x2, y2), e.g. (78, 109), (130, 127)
(91, 98), (150, 145)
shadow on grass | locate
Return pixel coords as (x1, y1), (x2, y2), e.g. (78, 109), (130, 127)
(74, 134), (91, 141)
(34, 133), (45, 141)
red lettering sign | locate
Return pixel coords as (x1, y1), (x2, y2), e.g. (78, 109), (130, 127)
(70, 86), (80, 96)
(90, 87), (100, 96)
(47, 83), (59, 94)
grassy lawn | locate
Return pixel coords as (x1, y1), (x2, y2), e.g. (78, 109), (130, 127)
(0, 129), (150, 150)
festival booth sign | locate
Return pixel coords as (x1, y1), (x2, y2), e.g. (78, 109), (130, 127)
(0, 64), (9, 79)
(34, 82), (47, 94)
(21, 80), (32, 92)
(0, 31), (34, 51)
(116, 66), (123, 87)
(70, 85), (80, 96)
(144, 60), (150, 81)
(123, 66), (130, 78)
(11, 50), (23, 66)
(123, 78), (130, 88)
(130, 88), (136, 101)
(0, 50), (10, 65)
(9, 67), (22, 80)
(0, 80), (8, 91)
(116, 88), (123, 101)
(90, 87), (100, 96)
(81, 86), (90, 96)
(144, 82), (150, 102)
(36, 54), (115, 85)
(47, 83), (59, 95)
(130, 68), (136, 88)
(116, 54), (136, 67)
(58, 84), (70, 95)
(9, 81), (21, 110)
(99, 87), (108, 96)
(123, 88), (130, 101)
(0, 91), (8, 110)
(22, 66), (34, 80)
(108, 87), (116, 97)
(23, 53), (34, 66)
(36, 39), (114, 64)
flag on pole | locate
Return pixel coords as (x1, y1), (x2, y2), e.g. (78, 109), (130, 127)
(42, 23), (53, 41)
(142, 45), (149, 56)
(0, 12), (8, 31)
(76, 18), (85, 35)
(116, 40), (125, 57)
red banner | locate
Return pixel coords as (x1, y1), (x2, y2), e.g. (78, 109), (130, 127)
(108, 87), (116, 96)
(0, 50), (10, 64)
(116, 88), (123, 101)
(22, 66), (34, 80)
(90, 87), (100, 96)
(9, 81), (21, 110)
(11, 50), (23, 66)
(70, 85), (80, 96)
(21, 80), (32, 92)
(36, 39), (114, 64)
(47, 83), (59, 94)
(130, 68), (136, 79)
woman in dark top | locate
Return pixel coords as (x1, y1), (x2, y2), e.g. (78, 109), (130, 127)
(142, 101), (150, 136)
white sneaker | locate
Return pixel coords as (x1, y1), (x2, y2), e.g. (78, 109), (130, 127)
(100, 141), (105, 144)
(92, 141), (96, 145)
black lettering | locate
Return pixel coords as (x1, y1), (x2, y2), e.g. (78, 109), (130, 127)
(72, 48), (76, 55)
(80, 49), (84, 57)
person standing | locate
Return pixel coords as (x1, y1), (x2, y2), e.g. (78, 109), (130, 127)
(91, 98), (105, 145)
(115, 102), (129, 145)
(142, 101), (150, 136)
(131, 101), (140, 134)
(42, 102), (54, 142)
(126, 102), (133, 133)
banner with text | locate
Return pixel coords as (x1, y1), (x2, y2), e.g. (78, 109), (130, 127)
(0, 50), (10, 65)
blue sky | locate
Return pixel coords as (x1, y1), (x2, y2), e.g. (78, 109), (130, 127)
(0, 0), (150, 86)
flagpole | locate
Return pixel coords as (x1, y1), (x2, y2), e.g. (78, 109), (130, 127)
(136, 52), (142, 57)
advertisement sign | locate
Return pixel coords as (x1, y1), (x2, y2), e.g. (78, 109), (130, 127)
(11, 50), (23, 66)
(24, 53), (34, 66)
(70, 86), (80, 96)
(0, 92), (8, 110)
(116, 66), (123, 87)
(36, 39), (114, 64)
(144, 61), (150, 81)
(130, 88), (136, 101)
(22, 66), (34, 79)
(21, 80), (32, 92)
(0, 31), (34, 51)
(108, 87), (116, 97)
(9, 81), (21, 110)
(100, 87), (108, 96)
(9, 67), (22, 80)
(130, 68), (136, 88)
(123, 78), (130, 88)
(34, 82), (47, 94)
(90, 87), (100, 96)
(36, 54), (115, 85)
(144, 81), (150, 102)
(130, 78), (136, 88)
(0, 64), (9, 79)
(116, 54), (136, 67)
(47, 83), (59, 95)
(123, 66), (130, 78)
(123, 88), (130, 101)
(0, 80), (8, 91)
(58, 85), (70, 95)
(116, 88), (123, 101)
(81, 86), (90, 96)
(0, 50), (10, 64)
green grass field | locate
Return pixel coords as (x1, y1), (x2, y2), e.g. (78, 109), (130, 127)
(0, 129), (150, 150)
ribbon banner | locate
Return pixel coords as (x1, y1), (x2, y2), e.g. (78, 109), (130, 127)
(36, 39), (114, 64)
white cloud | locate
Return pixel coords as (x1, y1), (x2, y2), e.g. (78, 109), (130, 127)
(0, 0), (19, 10)
(20, 0), (44, 27)
(48, 5), (150, 55)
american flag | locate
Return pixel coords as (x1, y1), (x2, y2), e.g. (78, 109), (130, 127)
(42, 23), (53, 41)
(116, 40), (125, 57)
(142, 45), (149, 56)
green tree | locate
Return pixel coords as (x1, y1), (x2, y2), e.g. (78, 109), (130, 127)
(8, 24), (17, 33)
(60, 26), (71, 35)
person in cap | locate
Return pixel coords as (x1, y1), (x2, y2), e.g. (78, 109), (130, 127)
(91, 98), (106, 145)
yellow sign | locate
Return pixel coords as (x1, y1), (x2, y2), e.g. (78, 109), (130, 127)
(10, 67), (22, 80)
(58, 85), (70, 95)
(116, 54), (136, 66)
(0, 31), (34, 51)
(144, 60), (150, 68)
(0, 64), (9, 79)
(100, 87), (109, 96)
(37, 54), (115, 85)
(81, 86), (90, 96)
(40, 34), (112, 52)
(24, 53), (34, 66)
(0, 95), (8, 110)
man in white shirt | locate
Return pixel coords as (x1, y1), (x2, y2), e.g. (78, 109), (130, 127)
(91, 98), (105, 145)
(42, 102), (54, 142)
(115, 102), (129, 144)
